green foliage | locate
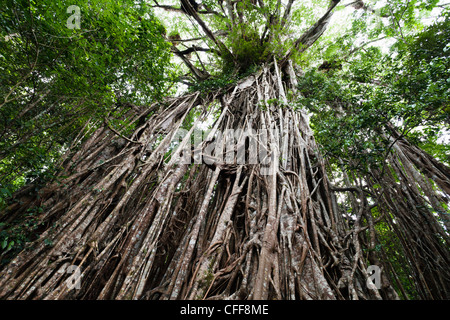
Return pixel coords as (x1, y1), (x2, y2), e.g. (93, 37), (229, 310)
(393, 11), (450, 127)
(189, 71), (238, 93)
(296, 9), (448, 297)
(374, 217), (419, 299)
(0, 204), (45, 265)
(298, 12), (450, 171)
(0, 0), (173, 195)
(189, 64), (260, 94)
(226, 27), (268, 71)
(297, 69), (388, 171)
(216, 0), (294, 74)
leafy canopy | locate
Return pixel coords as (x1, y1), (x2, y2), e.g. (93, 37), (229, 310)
(0, 0), (172, 206)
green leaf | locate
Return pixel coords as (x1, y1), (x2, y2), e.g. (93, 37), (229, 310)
(7, 241), (14, 250)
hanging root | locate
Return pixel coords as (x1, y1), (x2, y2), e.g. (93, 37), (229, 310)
(1, 63), (447, 300)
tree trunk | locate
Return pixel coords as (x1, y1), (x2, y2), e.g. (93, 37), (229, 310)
(0, 62), (388, 300)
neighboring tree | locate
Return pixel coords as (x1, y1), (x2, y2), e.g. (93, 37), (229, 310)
(298, 12), (450, 299)
(0, 0), (172, 198)
(0, 0), (448, 300)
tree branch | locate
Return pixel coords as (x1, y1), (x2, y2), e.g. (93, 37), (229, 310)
(151, 4), (184, 13)
(341, 36), (387, 61)
(281, 0), (296, 29)
(151, 3), (226, 18)
(179, 0), (233, 59)
(169, 30), (228, 44)
(175, 45), (221, 56)
(172, 46), (210, 80)
(281, 0), (341, 66)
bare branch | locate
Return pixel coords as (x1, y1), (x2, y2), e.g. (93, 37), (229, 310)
(341, 36), (387, 61)
(200, 3), (227, 18)
(281, 0), (341, 66)
(281, 0), (296, 29)
(172, 46), (210, 80)
(169, 30), (228, 44)
(179, 0), (233, 58)
(151, 4), (184, 13)
(175, 45), (221, 56)
(151, 3), (226, 18)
